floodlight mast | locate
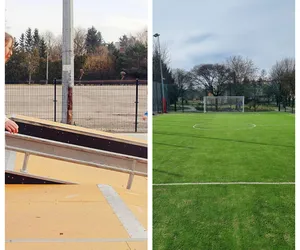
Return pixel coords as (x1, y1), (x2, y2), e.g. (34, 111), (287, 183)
(153, 33), (166, 113)
(62, 0), (74, 124)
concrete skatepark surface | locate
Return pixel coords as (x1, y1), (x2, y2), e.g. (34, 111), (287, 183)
(5, 115), (148, 250)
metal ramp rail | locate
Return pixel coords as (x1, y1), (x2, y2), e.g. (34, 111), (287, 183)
(5, 132), (147, 189)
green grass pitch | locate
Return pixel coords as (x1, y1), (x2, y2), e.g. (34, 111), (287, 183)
(153, 112), (295, 250)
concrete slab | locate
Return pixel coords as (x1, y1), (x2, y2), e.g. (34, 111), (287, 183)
(6, 184), (147, 249)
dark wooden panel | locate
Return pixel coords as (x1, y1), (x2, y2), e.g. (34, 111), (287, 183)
(5, 171), (72, 184)
(14, 122), (147, 159)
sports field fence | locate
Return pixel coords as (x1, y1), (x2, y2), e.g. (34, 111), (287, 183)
(5, 79), (147, 133)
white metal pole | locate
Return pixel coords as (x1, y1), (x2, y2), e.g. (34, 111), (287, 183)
(46, 51), (49, 84)
(157, 36), (165, 112)
(242, 96), (245, 112)
(62, 0), (74, 124)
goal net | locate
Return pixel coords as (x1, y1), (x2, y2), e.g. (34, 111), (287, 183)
(203, 96), (244, 113)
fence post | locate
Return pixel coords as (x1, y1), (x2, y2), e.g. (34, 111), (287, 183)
(135, 78), (139, 132)
(54, 78), (57, 122)
(155, 82), (160, 113)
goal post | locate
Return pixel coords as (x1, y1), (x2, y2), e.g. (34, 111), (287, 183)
(203, 96), (245, 113)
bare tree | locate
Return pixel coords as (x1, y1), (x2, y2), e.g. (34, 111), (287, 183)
(24, 48), (40, 84)
(153, 39), (170, 65)
(41, 31), (63, 61)
(191, 64), (232, 96)
(51, 35), (62, 61)
(42, 31), (55, 58)
(226, 55), (258, 83)
(136, 27), (147, 45)
(270, 57), (295, 110)
(259, 69), (268, 81)
(175, 69), (194, 90)
(153, 40), (172, 83)
(172, 68), (193, 111)
(74, 27), (87, 56)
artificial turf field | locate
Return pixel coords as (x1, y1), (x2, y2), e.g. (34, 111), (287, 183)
(153, 112), (295, 250)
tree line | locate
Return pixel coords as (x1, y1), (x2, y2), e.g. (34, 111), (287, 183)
(153, 44), (295, 111)
(5, 26), (147, 83)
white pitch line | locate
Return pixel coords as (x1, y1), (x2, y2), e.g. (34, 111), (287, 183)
(192, 123), (256, 130)
(153, 182), (295, 186)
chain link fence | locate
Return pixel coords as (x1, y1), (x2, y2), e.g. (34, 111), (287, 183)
(153, 81), (171, 113)
(155, 81), (295, 114)
(5, 80), (147, 133)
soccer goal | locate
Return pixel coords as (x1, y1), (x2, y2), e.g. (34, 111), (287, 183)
(203, 96), (245, 113)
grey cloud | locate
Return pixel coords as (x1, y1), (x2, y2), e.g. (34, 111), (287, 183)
(185, 33), (215, 45)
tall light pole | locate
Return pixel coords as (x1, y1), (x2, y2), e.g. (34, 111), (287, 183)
(62, 0), (74, 124)
(153, 33), (166, 113)
(46, 39), (49, 84)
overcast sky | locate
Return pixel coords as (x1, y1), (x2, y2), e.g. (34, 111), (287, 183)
(5, 0), (147, 43)
(153, 0), (295, 73)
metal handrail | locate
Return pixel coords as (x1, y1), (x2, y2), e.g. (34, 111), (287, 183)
(5, 133), (147, 189)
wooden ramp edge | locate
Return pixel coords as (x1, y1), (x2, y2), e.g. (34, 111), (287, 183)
(8, 115), (147, 159)
(9, 114), (147, 145)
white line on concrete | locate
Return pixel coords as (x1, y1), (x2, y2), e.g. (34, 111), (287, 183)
(153, 182), (295, 186)
(98, 184), (147, 239)
(6, 238), (147, 243)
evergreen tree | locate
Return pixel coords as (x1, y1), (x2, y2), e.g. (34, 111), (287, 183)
(25, 28), (33, 52)
(39, 37), (47, 58)
(19, 33), (25, 52)
(119, 35), (129, 49)
(13, 38), (19, 52)
(107, 42), (118, 55)
(85, 26), (103, 54)
(33, 28), (40, 48)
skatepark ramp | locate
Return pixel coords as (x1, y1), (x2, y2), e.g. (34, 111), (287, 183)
(6, 132), (147, 189)
(5, 116), (148, 249)
(9, 115), (147, 159)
